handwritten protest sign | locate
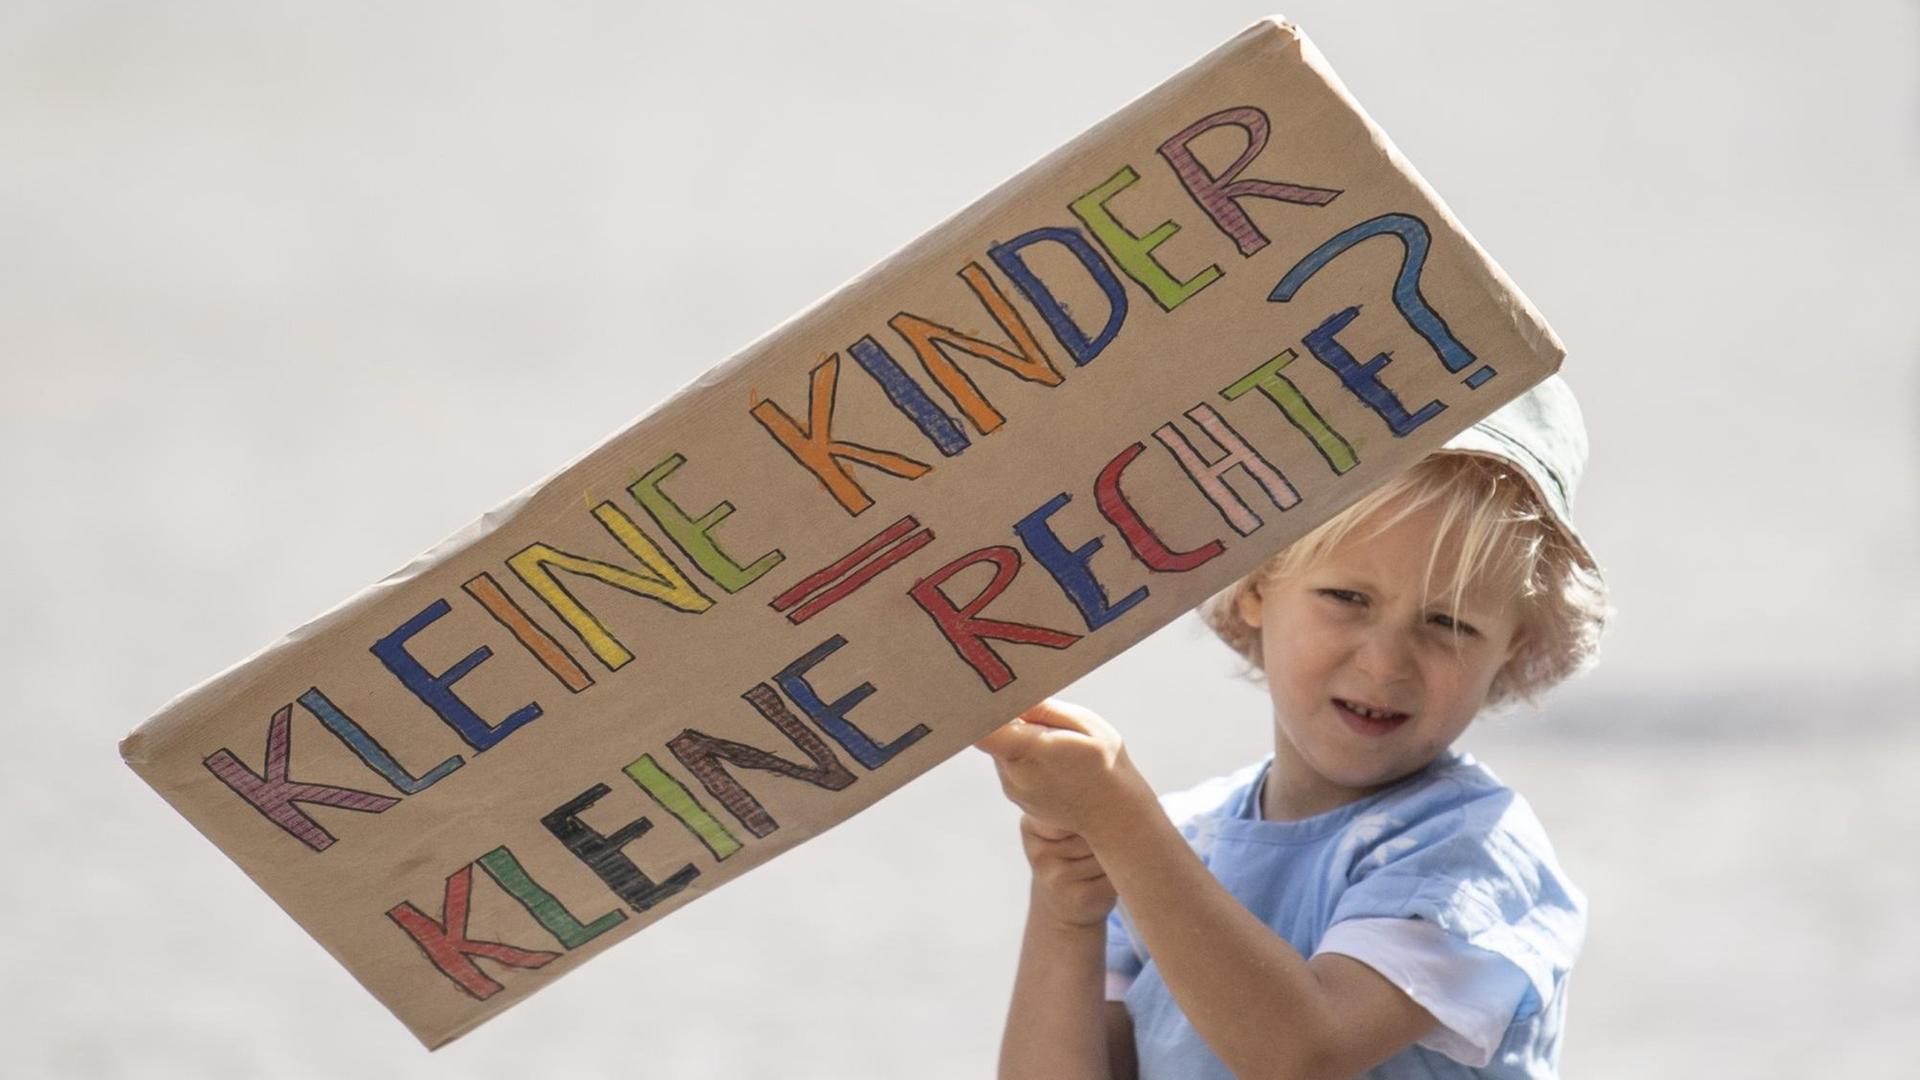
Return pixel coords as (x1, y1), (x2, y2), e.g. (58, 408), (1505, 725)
(120, 18), (1565, 1047)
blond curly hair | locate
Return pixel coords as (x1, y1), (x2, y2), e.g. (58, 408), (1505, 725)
(1199, 452), (1607, 709)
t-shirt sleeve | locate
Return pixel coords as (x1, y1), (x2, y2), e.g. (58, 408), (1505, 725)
(1327, 782), (1586, 1023)
(1315, 917), (1531, 1067)
(1104, 901), (1143, 1002)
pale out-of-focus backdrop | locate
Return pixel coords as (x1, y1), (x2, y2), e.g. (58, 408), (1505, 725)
(4, 1), (1915, 1076)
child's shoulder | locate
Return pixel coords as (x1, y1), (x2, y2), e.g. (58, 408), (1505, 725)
(1155, 758), (1266, 830)
(1320, 752), (1568, 875)
(1385, 750), (1519, 816)
(1397, 751), (1561, 854)
(1338, 752), (1588, 1017)
(1347, 753), (1583, 935)
(1154, 750), (1558, 854)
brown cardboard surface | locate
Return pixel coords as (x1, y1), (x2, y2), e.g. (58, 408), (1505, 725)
(119, 18), (1564, 1047)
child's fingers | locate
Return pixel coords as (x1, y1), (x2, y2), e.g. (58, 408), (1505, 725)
(1056, 856), (1111, 885)
(975, 708), (1111, 766)
(1018, 813), (1077, 842)
(1025, 837), (1108, 882)
(1019, 815), (1099, 852)
(1051, 849), (1107, 878)
(1036, 848), (1113, 888)
(1018, 697), (1115, 741)
(972, 718), (1041, 760)
(1020, 824), (1095, 862)
(1036, 858), (1111, 896)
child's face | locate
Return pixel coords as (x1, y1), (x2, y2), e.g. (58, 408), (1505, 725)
(1238, 499), (1524, 816)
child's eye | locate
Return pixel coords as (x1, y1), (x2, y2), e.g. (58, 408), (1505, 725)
(1318, 589), (1366, 606)
(1429, 612), (1481, 638)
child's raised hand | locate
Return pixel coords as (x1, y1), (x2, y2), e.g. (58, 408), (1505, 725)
(1015, 813), (1116, 928)
(974, 697), (1156, 844)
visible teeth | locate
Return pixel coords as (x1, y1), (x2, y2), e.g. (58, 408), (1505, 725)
(1343, 700), (1400, 720)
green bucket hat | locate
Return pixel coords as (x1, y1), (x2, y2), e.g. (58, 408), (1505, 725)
(1441, 373), (1599, 572)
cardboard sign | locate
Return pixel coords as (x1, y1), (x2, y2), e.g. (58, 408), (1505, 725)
(120, 18), (1564, 1047)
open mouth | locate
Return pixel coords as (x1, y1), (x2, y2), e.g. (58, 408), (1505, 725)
(1332, 697), (1410, 737)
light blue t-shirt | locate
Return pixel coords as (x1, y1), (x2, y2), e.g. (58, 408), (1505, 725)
(1106, 751), (1585, 1078)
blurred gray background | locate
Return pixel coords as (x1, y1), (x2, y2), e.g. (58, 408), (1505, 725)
(4, 1), (1916, 1076)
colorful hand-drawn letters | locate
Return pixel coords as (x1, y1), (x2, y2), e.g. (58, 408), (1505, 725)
(121, 20), (1564, 1047)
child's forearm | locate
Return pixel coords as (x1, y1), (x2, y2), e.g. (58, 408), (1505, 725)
(998, 885), (1112, 1080)
(1085, 801), (1346, 1080)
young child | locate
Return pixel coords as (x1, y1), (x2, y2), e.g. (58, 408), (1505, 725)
(976, 375), (1606, 1079)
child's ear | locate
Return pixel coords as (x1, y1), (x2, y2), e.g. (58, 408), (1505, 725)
(1236, 583), (1265, 628)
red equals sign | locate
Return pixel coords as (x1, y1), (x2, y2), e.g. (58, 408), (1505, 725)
(769, 516), (936, 624)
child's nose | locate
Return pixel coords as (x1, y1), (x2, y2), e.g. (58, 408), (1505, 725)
(1353, 624), (1416, 682)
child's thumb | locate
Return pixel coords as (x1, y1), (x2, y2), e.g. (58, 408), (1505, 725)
(1019, 697), (1106, 737)
(973, 718), (1033, 759)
